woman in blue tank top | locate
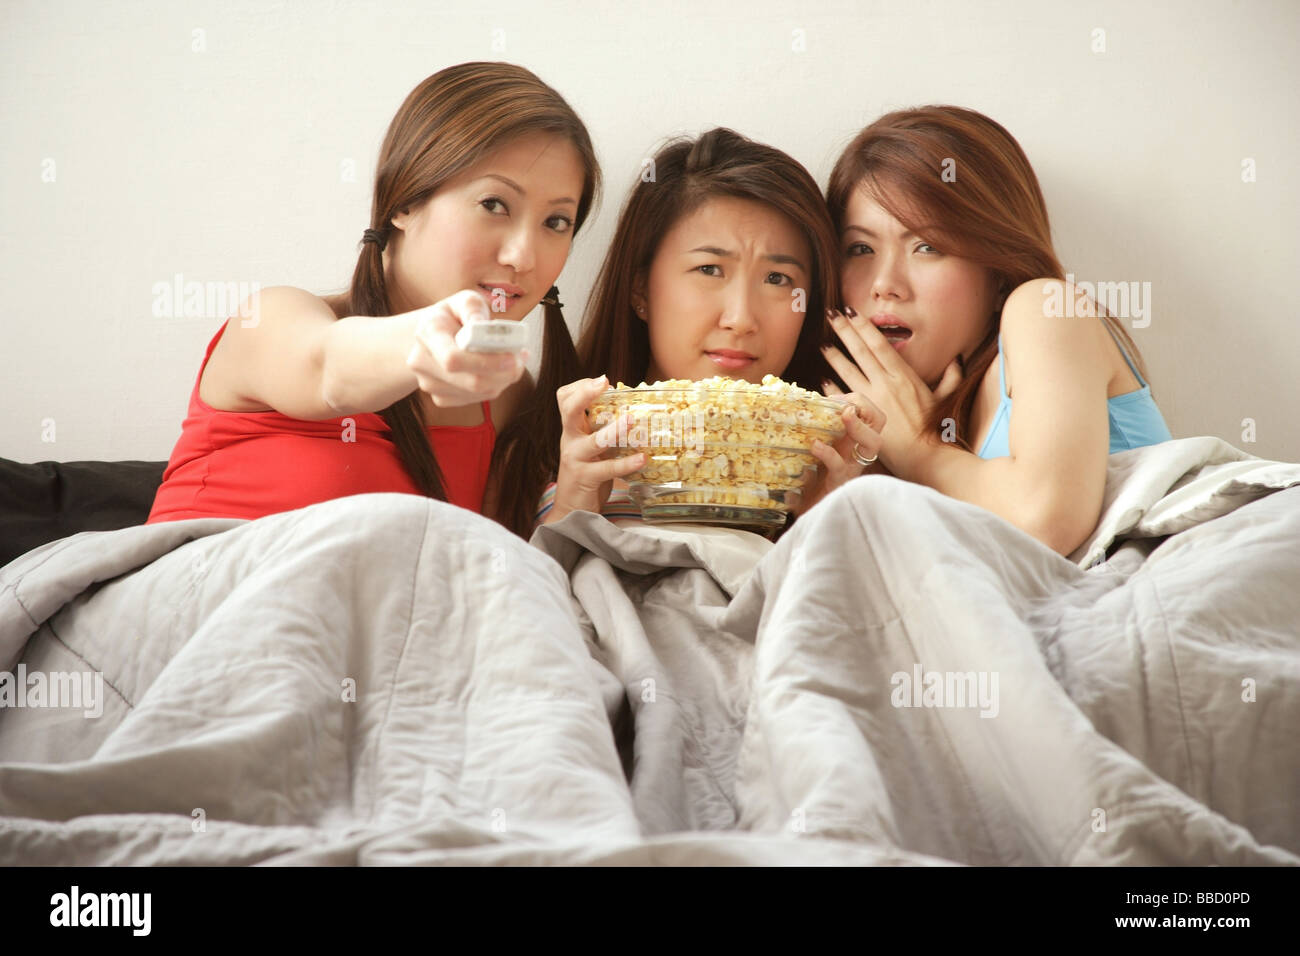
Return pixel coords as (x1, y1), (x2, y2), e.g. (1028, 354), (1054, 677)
(819, 106), (1172, 557)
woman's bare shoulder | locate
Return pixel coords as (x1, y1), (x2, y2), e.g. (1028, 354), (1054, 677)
(199, 286), (342, 412)
(1000, 278), (1136, 396)
(318, 291), (350, 319)
(220, 285), (342, 333)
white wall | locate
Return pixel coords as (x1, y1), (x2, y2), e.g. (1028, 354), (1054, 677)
(3, 0), (1297, 463)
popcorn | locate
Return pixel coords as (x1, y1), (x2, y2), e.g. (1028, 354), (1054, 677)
(587, 375), (847, 521)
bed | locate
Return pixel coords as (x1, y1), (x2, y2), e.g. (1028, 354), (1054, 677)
(1, 436), (1297, 865)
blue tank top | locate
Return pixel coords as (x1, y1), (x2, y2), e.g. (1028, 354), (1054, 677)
(976, 323), (1172, 460)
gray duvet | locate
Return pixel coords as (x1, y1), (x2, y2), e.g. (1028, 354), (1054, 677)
(1, 436), (1297, 865)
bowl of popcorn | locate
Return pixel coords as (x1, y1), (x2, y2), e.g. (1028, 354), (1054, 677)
(587, 374), (847, 529)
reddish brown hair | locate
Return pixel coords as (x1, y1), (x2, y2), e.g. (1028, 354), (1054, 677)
(577, 128), (837, 391)
(341, 62), (599, 538)
(827, 105), (1150, 449)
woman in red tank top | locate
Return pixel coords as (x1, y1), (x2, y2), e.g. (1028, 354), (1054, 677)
(146, 320), (498, 521)
(148, 63), (602, 539)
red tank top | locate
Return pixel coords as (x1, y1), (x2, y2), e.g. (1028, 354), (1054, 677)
(147, 321), (495, 523)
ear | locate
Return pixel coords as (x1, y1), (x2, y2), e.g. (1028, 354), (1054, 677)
(388, 203), (416, 233)
(630, 275), (649, 323)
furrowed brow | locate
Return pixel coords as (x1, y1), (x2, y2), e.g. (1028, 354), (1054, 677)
(766, 253), (807, 272)
(690, 246), (806, 271)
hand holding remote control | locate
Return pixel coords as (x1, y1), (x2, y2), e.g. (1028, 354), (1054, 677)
(406, 289), (528, 408)
(455, 318), (529, 353)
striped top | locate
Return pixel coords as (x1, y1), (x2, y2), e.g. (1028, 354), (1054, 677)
(535, 481), (642, 526)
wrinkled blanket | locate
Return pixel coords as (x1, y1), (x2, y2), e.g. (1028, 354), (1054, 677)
(530, 437), (1300, 864)
(0, 495), (938, 865)
(2, 436), (1297, 865)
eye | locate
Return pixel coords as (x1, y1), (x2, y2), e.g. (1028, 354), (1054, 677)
(480, 197), (507, 215)
(846, 242), (873, 257)
(546, 214), (574, 234)
(916, 242), (940, 254)
(695, 264), (722, 277)
(765, 271), (794, 286)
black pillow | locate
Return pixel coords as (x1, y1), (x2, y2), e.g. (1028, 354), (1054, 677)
(0, 459), (166, 568)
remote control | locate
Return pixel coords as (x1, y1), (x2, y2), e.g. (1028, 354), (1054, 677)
(455, 319), (528, 353)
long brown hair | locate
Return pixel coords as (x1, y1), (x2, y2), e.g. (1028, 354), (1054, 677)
(827, 105), (1152, 450)
(577, 128), (837, 391)
(342, 62), (599, 538)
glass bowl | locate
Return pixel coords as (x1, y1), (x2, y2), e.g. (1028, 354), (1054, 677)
(587, 377), (847, 528)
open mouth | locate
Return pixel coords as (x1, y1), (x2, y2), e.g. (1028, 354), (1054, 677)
(869, 315), (913, 344)
(479, 284), (523, 302)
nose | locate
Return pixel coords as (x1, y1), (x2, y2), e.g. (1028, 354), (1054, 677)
(871, 248), (909, 301)
(717, 282), (759, 336)
(498, 223), (536, 275)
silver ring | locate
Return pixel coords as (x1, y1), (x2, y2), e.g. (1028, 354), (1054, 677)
(853, 443), (878, 467)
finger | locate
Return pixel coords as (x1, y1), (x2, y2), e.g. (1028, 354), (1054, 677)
(426, 388), (489, 408)
(557, 376), (609, 435)
(557, 377), (601, 415)
(413, 306), (463, 370)
(437, 340), (524, 378)
(842, 413), (884, 455)
(430, 361), (519, 399)
(611, 452), (647, 478)
(843, 307), (917, 380)
(827, 309), (887, 380)
(841, 393), (887, 433)
(821, 379), (845, 397)
(408, 339), (489, 401)
(416, 376), (482, 407)
(446, 288), (492, 326)
(586, 412), (633, 457)
(809, 439), (844, 473)
(414, 329), (520, 398)
(811, 439), (856, 487)
(587, 452), (646, 485)
(418, 292), (512, 374)
(822, 344), (875, 396)
(417, 361), (518, 403)
(934, 356), (964, 401)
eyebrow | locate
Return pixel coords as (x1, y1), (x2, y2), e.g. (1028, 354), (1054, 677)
(844, 225), (918, 240)
(688, 245), (808, 273)
(481, 173), (577, 206)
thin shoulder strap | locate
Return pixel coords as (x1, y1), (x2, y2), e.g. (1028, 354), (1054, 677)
(997, 332), (1009, 399)
(1099, 320), (1147, 387)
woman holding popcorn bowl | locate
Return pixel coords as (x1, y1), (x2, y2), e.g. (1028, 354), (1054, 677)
(537, 128), (910, 530)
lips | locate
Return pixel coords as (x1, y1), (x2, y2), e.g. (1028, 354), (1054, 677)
(706, 349), (757, 370)
(870, 314), (913, 342)
(479, 283), (524, 301)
